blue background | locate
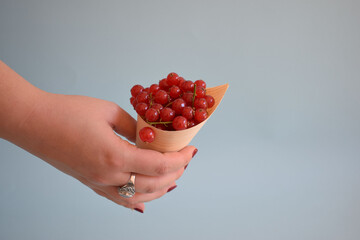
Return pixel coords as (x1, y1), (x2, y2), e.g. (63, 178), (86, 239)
(1, 0), (360, 239)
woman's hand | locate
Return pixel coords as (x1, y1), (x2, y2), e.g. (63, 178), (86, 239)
(0, 61), (197, 213)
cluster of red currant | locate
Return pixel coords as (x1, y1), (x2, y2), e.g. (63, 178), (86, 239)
(130, 72), (215, 142)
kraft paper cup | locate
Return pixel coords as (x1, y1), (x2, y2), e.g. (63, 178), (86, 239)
(135, 83), (229, 152)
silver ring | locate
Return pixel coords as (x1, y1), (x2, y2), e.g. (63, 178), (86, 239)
(118, 173), (136, 198)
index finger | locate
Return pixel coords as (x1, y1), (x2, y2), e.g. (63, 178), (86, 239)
(123, 145), (197, 176)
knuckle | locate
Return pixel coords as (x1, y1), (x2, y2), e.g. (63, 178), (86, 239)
(89, 174), (111, 186)
(100, 147), (125, 171)
(144, 182), (158, 194)
(155, 159), (168, 175)
(108, 101), (120, 112)
(106, 156), (125, 170)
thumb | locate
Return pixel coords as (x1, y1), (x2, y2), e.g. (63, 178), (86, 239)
(110, 105), (137, 143)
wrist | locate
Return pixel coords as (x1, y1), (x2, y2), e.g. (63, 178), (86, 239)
(0, 61), (48, 141)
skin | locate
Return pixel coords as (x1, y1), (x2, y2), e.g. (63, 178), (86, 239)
(0, 60), (197, 212)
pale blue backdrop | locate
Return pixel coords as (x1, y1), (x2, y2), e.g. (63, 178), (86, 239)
(1, 0), (360, 239)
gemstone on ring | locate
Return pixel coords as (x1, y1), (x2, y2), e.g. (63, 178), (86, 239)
(118, 173), (136, 198)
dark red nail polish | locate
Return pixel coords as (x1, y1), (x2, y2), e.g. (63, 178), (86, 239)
(167, 185), (177, 193)
(184, 164), (189, 170)
(134, 208), (144, 213)
(192, 148), (198, 158)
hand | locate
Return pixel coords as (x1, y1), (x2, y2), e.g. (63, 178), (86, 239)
(10, 93), (197, 212)
(0, 61), (197, 213)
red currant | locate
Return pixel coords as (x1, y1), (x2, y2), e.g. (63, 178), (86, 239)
(181, 80), (195, 92)
(182, 92), (194, 106)
(154, 124), (167, 130)
(130, 73), (214, 132)
(131, 84), (144, 97)
(145, 108), (160, 122)
(167, 72), (179, 86)
(154, 90), (169, 105)
(172, 98), (186, 115)
(130, 96), (135, 106)
(177, 77), (185, 87)
(149, 84), (160, 95)
(152, 103), (163, 112)
(132, 98), (138, 109)
(136, 91), (150, 104)
(195, 86), (206, 98)
(139, 127), (155, 143)
(135, 102), (149, 116)
(160, 107), (175, 121)
(194, 97), (208, 109)
(182, 106), (194, 120)
(187, 119), (196, 128)
(194, 108), (208, 123)
(169, 85), (182, 99)
(159, 78), (170, 91)
(195, 80), (206, 89)
(205, 95), (215, 108)
(172, 116), (188, 130)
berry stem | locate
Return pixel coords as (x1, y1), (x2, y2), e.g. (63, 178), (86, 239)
(165, 101), (173, 108)
(147, 121), (173, 125)
(192, 84), (197, 108)
(149, 93), (153, 108)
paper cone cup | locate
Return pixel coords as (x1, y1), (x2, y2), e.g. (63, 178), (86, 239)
(135, 83), (229, 152)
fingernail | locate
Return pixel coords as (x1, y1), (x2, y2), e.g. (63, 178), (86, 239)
(167, 185), (177, 193)
(184, 164), (189, 170)
(134, 208), (144, 213)
(192, 148), (198, 158)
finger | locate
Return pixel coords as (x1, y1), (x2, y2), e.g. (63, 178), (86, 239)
(123, 145), (197, 176)
(110, 105), (137, 142)
(92, 187), (145, 212)
(76, 173), (146, 212)
(134, 167), (184, 193)
(103, 183), (176, 206)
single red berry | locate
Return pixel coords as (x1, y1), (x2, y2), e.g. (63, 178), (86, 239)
(205, 95), (215, 108)
(187, 119), (196, 128)
(194, 108), (208, 123)
(181, 80), (195, 92)
(160, 107), (175, 121)
(172, 116), (188, 130)
(131, 85), (144, 97)
(182, 92), (194, 106)
(154, 90), (169, 105)
(177, 77), (185, 87)
(167, 125), (175, 131)
(143, 87), (150, 93)
(130, 96), (135, 106)
(159, 78), (170, 91)
(194, 80), (206, 89)
(149, 84), (160, 95)
(167, 72), (179, 86)
(135, 102), (149, 116)
(172, 98), (186, 115)
(152, 103), (163, 112)
(194, 97), (208, 109)
(145, 108), (160, 122)
(132, 98), (138, 109)
(136, 91), (150, 104)
(169, 85), (182, 99)
(154, 124), (167, 130)
(182, 106), (194, 120)
(139, 127), (155, 143)
(195, 86), (206, 98)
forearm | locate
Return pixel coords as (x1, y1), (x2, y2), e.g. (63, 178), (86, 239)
(0, 60), (46, 141)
